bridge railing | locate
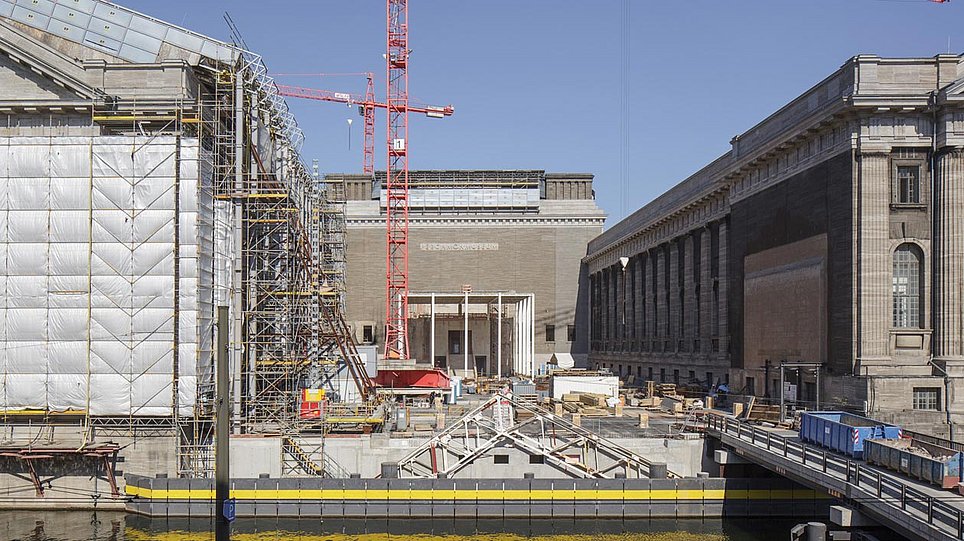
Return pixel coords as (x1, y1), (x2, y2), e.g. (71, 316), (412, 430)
(707, 415), (964, 540)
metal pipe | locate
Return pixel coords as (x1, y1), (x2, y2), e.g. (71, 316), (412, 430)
(215, 305), (231, 540)
(430, 293), (435, 367)
(464, 292), (469, 373)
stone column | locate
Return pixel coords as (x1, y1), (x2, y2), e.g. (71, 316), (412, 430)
(656, 246), (667, 347)
(857, 152), (892, 363)
(601, 270), (609, 346)
(625, 258), (636, 344)
(718, 220), (729, 358)
(935, 148), (964, 363)
(611, 265), (619, 346)
(683, 233), (696, 351)
(616, 262), (624, 344)
(669, 240), (680, 351)
(637, 253), (647, 346)
(648, 250), (657, 344)
(700, 227), (713, 355)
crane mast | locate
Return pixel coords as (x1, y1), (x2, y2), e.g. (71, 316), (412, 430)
(385, 0), (410, 360)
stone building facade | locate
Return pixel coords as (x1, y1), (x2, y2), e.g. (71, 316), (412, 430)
(329, 170), (606, 376)
(584, 54), (964, 435)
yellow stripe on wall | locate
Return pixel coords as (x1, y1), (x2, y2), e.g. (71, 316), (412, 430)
(125, 486), (824, 501)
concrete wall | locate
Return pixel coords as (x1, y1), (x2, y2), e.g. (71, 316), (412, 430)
(124, 474), (831, 520)
(320, 434), (705, 479)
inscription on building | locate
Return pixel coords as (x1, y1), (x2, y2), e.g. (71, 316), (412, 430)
(419, 242), (499, 251)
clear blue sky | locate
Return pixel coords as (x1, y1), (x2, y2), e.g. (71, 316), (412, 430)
(123, 0), (962, 226)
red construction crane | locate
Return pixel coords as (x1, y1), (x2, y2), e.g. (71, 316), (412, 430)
(385, 0), (410, 360)
(276, 75), (453, 176)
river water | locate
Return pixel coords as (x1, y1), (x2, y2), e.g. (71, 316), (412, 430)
(1, 511), (817, 541)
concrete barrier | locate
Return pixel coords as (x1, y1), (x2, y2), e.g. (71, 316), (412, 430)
(124, 474), (831, 519)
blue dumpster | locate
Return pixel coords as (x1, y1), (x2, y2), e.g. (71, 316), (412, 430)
(799, 411), (901, 459)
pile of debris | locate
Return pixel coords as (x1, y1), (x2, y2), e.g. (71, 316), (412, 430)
(623, 381), (704, 415)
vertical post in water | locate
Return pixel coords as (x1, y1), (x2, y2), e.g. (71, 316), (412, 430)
(216, 305), (230, 540)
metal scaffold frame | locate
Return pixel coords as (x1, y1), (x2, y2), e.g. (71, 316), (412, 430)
(0, 1), (375, 480)
(395, 392), (680, 479)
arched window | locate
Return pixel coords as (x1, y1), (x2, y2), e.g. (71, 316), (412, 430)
(893, 244), (923, 328)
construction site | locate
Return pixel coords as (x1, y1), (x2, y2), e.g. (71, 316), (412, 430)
(0, 0), (704, 507)
(3, 1), (964, 541)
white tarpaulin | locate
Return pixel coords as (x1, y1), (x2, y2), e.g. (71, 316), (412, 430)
(0, 135), (219, 417)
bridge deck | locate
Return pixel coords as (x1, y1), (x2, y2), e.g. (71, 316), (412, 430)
(707, 416), (964, 541)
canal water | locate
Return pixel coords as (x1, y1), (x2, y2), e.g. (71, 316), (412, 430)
(1, 511), (817, 540)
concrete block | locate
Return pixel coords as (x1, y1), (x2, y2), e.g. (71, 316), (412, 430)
(432, 479), (456, 518)
(714, 449), (749, 464)
(676, 478), (703, 518)
(623, 478), (650, 519)
(529, 478), (554, 518)
(277, 478), (301, 518)
(829, 505), (879, 527)
(649, 462), (668, 478)
(551, 479), (576, 519)
(720, 478), (748, 518)
(453, 479), (477, 517)
(255, 477), (279, 518)
(233, 479), (256, 517)
(386, 479), (411, 518)
(408, 478), (434, 518)
(342, 478), (367, 517)
(572, 479), (596, 518)
(476, 479), (503, 518)
(502, 478), (529, 518)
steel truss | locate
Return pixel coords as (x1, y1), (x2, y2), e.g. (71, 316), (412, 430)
(395, 393), (681, 479)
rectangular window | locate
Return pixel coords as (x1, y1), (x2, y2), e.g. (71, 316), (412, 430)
(660, 368), (666, 383)
(567, 324), (576, 342)
(648, 367), (654, 381)
(673, 369), (680, 385)
(913, 388), (940, 411)
(895, 165), (920, 204)
(706, 372), (713, 388)
(529, 455), (544, 464)
(448, 330), (471, 355)
(494, 454), (509, 464)
(545, 324), (555, 342)
(362, 325), (374, 344)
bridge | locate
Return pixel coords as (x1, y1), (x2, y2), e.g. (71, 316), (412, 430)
(706, 415), (964, 541)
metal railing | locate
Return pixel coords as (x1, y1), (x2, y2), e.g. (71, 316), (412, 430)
(706, 416), (964, 540)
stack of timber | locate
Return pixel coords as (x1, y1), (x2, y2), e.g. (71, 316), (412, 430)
(554, 392), (621, 417)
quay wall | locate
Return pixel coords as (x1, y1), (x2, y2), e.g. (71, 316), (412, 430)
(124, 474), (831, 519)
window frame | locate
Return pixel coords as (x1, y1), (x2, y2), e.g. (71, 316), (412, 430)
(912, 387), (941, 411)
(891, 160), (926, 208)
(567, 324), (576, 342)
(892, 243), (923, 329)
(545, 324), (555, 343)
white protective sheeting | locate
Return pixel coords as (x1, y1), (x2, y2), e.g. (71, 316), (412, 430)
(0, 135), (210, 417)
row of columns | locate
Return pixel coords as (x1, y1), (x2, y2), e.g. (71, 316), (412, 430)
(513, 295), (535, 376)
(590, 219), (729, 357)
(426, 292), (518, 379)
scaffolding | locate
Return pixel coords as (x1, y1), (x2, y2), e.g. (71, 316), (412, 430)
(0, 0), (371, 479)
